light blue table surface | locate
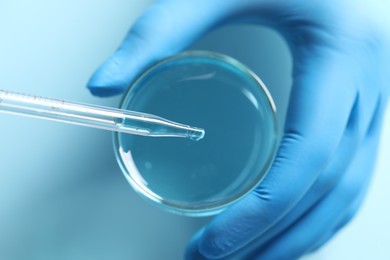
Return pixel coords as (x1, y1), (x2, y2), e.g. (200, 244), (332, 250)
(1, 1), (389, 259)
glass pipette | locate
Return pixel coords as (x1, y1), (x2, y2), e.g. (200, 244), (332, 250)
(0, 89), (205, 141)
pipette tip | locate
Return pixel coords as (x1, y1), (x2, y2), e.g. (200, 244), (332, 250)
(187, 127), (205, 141)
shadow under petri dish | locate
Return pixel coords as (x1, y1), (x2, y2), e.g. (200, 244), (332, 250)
(114, 51), (278, 216)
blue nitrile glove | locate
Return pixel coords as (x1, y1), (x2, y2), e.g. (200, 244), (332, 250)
(87, 1), (390, 259)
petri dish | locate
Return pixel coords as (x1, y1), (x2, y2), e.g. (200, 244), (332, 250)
(113, 51), (278, 216)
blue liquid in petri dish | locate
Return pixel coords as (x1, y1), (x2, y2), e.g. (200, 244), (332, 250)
(114, 51), (278, 216)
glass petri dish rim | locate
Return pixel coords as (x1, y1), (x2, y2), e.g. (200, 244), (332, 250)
(113, 50), (279, 216)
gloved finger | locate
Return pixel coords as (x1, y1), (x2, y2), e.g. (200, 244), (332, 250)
(255, 134), (381, 259)
(86, 0), (238, 96)
(305, 189), (367, 255)
(194, 54), (358, 259)
(254, 98), (387, 260)
(185, 229), (207, 260)
(272, 161), (371, 257)
(86, 0), (317, 97)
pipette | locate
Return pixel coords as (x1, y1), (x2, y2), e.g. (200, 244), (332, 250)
(0, 89), (205, 141)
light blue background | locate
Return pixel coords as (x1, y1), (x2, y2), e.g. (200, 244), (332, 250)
(1, 1), (389, 259)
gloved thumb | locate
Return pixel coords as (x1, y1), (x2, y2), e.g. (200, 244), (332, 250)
(86, 1), (231, 97)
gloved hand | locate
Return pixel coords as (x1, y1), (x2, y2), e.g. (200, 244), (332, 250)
(87, 1), (390, 259)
